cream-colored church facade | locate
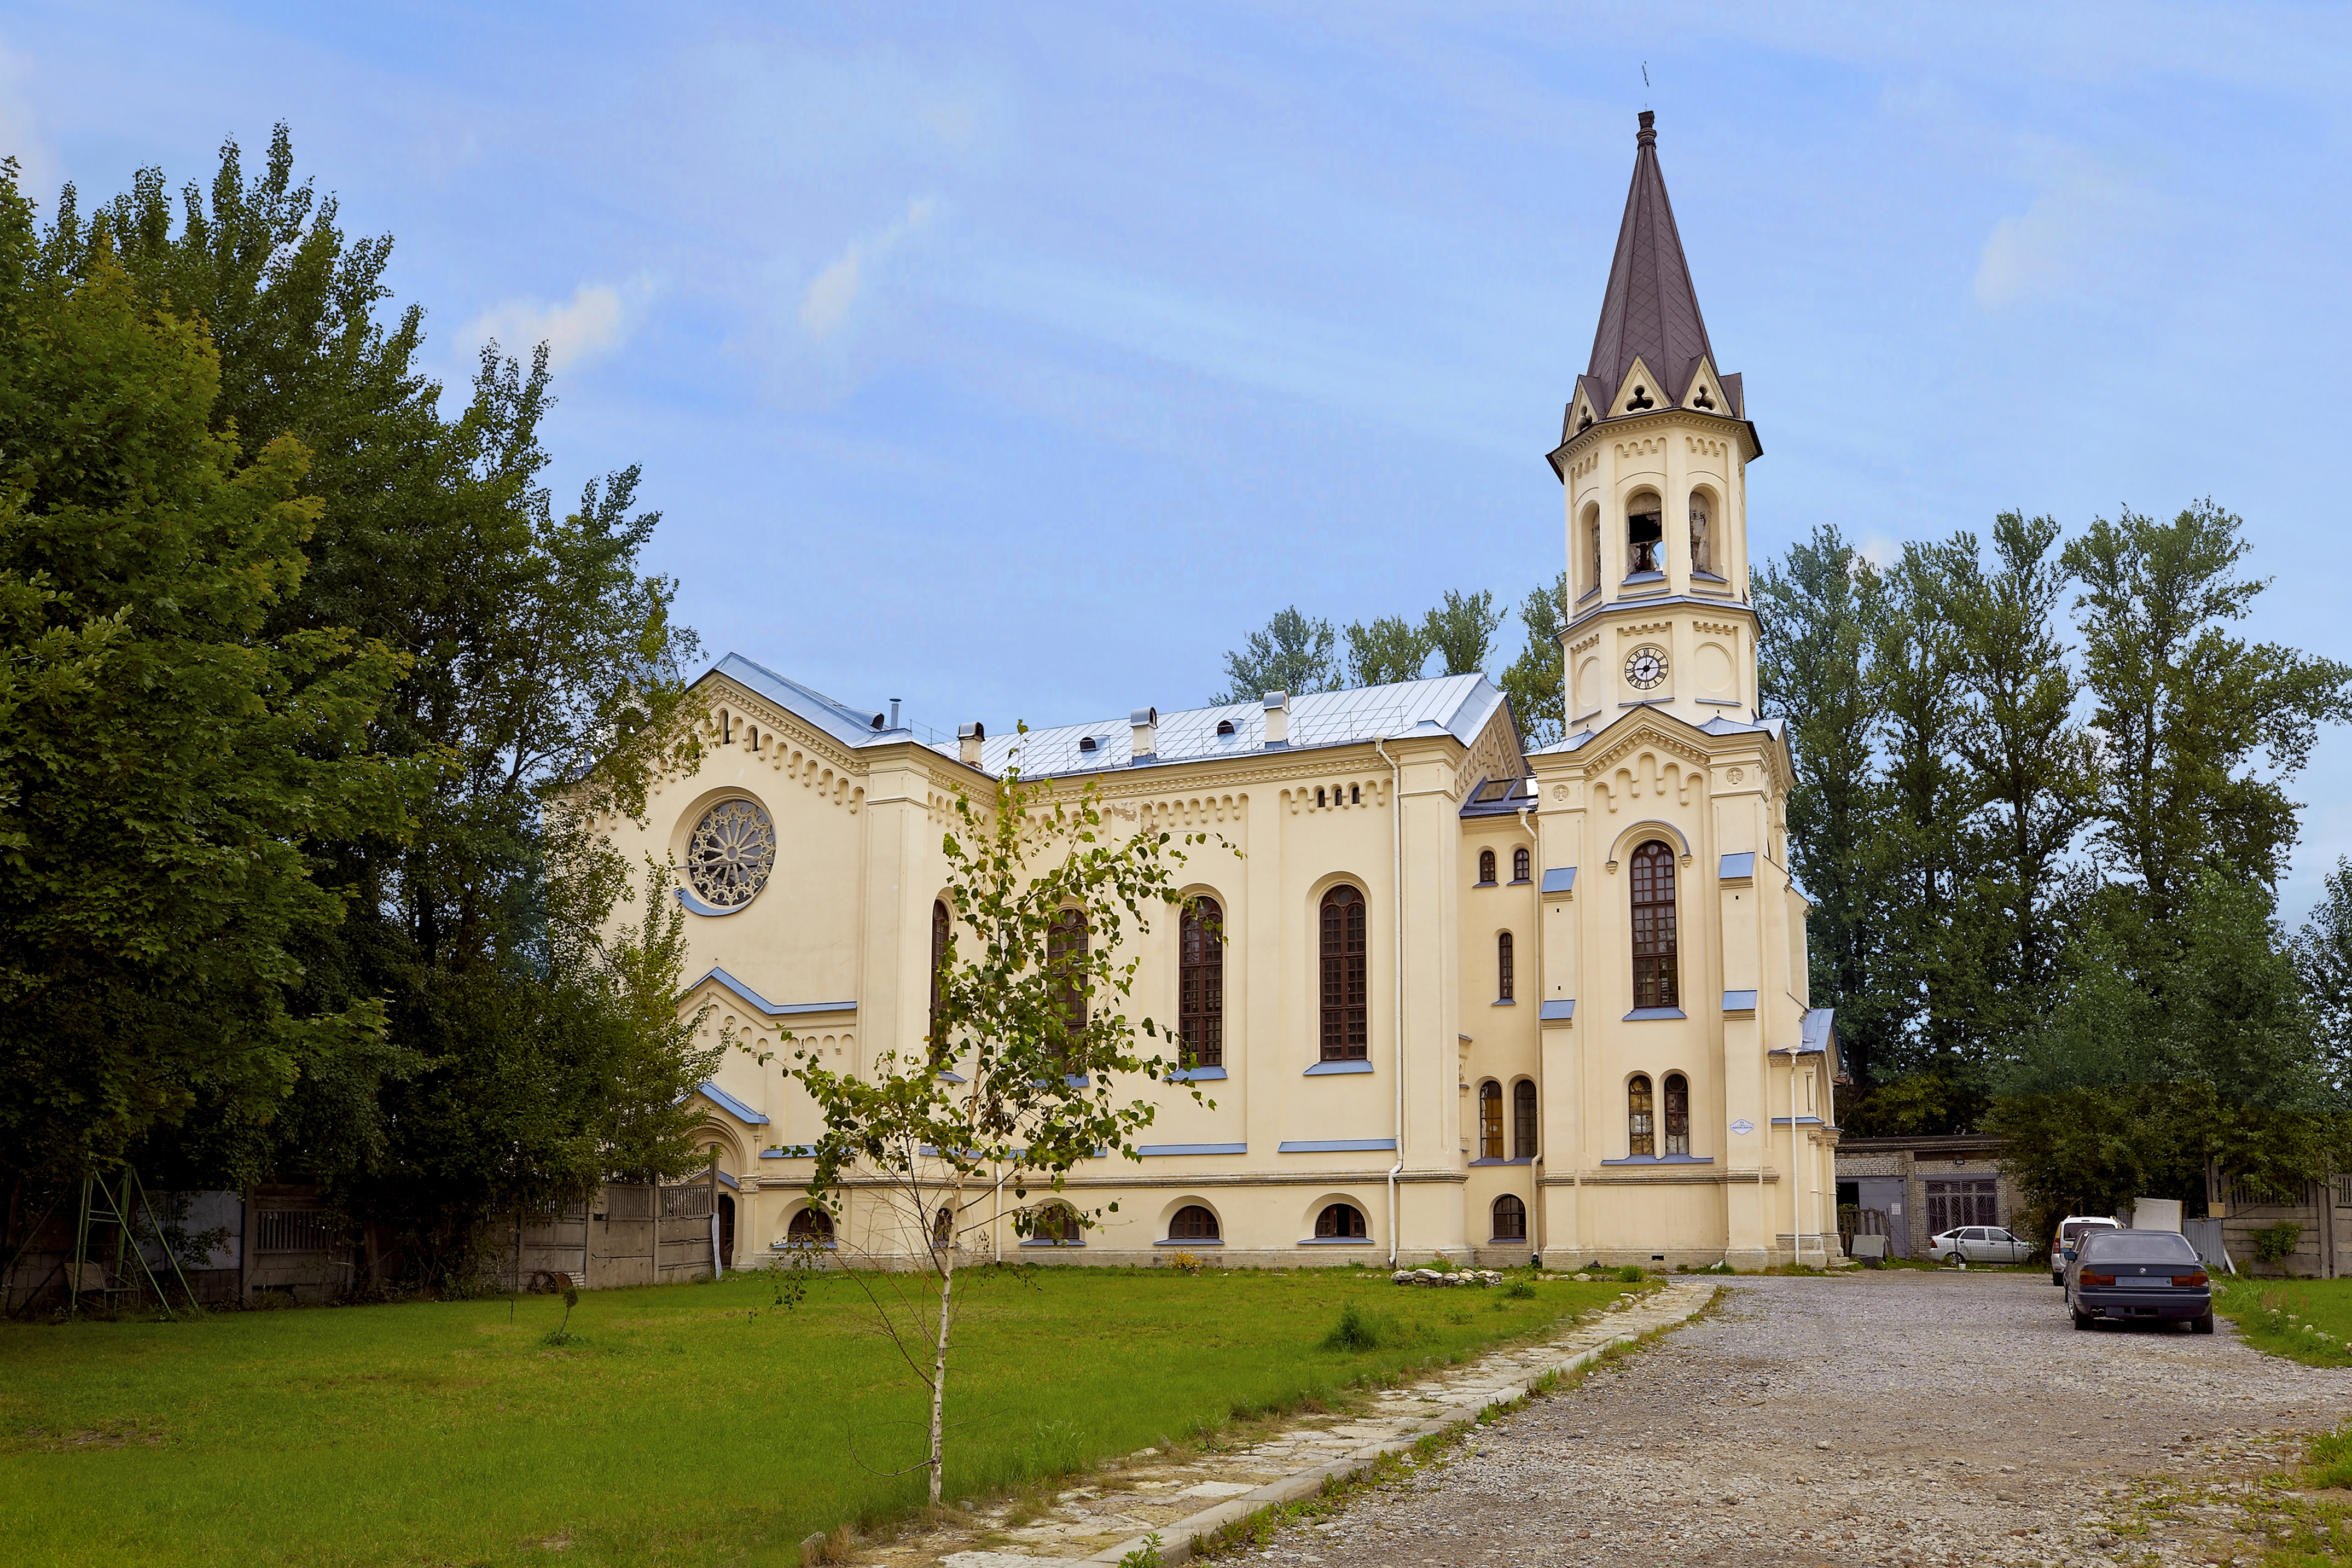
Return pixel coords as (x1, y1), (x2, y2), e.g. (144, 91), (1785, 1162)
(609, 111), (1842, 1273)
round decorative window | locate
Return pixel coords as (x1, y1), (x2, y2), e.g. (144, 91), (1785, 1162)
(686, 799), (776, 909)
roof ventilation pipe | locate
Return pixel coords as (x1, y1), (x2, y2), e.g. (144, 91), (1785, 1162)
(1262, 691), (1290, 749)
(890, 699), (901, 729)
(958, 722), (985, 768)
(1131, 706), (1158, 762)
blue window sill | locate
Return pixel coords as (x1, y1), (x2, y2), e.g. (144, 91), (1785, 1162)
(1168, 1066), (1227, 1082)
(1721, 991), (1758, 1012)
(1155, 1238), (1223, 1247)
(1474, 879), (1497, 888)
(1019, 1239), (1085, 1248)
(1622, 570), (1666, 585)
(1623, 1007), (1687, 1021)
(1509, 878), (1531, 886)
(1540, 1000), (1576, 1021)
(1489, 1235), (1531, 1245)
(1599, 1153), (1715, 1166)
(1278, 1138), (1397, 1154)
(937, 1071), (968, 1083)
(1304, 1059), (1373, 1076)
(1136, 1142), (1247, 1158)
(1298, 1237), (1373, 1245)
(1771, 1116), (1826, 1126)
(1492, 998), (1515, 1007)
(1467, 1157), (1534, 1167)
(760, 1147), (818, 1159)
(772, 1239), (837, 1250)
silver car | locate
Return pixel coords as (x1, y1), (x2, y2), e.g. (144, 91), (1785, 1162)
(1928, 1226), (2030, 1265)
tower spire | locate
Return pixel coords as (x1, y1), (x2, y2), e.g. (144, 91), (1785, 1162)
(1582, 110), (1722, 414)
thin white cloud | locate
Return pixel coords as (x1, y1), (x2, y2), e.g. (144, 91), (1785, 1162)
(800, 196), (938, 340)
(466, 278), (649, 372)
(0, 38), (61, 201)
(1973, 154), (2148, 311)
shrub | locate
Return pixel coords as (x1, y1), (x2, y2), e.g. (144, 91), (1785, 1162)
(1615, 1265), (1645, 1283)
(2253, 1222), (2304, 1266)
(1323, 1299), (1385, 1351)
(1502, 1279), (1536, 1299)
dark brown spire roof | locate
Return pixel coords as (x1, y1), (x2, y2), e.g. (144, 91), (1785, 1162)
(1586, 111), (1720, 409)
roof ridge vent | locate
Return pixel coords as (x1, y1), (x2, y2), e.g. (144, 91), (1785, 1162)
(1131, 706), (1158, 762)
(1262, 690), (1290, 749)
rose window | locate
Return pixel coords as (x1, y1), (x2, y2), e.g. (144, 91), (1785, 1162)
(687, 799), (775, 909)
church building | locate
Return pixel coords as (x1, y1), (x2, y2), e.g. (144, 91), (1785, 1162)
(613, 111), (1842, 1272)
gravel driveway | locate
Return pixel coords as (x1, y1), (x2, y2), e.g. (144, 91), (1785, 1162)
(1259, 1270), (2352, 1567)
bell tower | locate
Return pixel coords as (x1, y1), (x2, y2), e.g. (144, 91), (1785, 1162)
(1546, 111), (1763, 735)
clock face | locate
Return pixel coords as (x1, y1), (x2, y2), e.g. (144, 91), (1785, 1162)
(1625, 644), (1668, 691)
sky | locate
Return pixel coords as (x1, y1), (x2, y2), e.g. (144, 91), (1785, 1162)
(5, 2), (2350, 918)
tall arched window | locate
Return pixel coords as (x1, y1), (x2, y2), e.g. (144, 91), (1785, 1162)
(933, 1205), (954, 1248)
(1630, 841), (1680, 1009)
(1478, 1081), (1503, 1159)
(1319, 885), (1368, 1061)
(1513, 1079), (1537, 1159)
(1315, 1203), (1367, 1239)
(1512, 846), (1531, 883)
(1491, 1194), (1527, 1241)
(1586, 515), (1601, 594)
(1180, 898), (1224, 1068)
(1049, 908), (1089, 1050)
(1628, 1074), (1656, 1158)
(1664, 1072), (1691, 1156)
(1477, 848), (1497, 885)
(1497, 931), (1515, 1002)
(1169, 1204), (1220, 1241)
(1689, 493), (1714, 574)
(928, 899), (951, 1057)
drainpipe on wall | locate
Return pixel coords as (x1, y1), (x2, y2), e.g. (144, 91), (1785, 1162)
(1515, 798), (1542, 1264)
(1790, 1058), (1802, 1268)
(1377, 736), (1405, 1268)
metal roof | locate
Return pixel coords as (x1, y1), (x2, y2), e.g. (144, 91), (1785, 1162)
(1587, 111), (1723, 413)
(960, 673), (1508, 780)
(701, 653), (913, 751)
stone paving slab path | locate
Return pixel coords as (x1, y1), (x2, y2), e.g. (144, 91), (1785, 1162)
(864, 1277), (1719, 1567)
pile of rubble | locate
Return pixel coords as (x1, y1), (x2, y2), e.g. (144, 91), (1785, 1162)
(1392, 1268), (1507, 1287)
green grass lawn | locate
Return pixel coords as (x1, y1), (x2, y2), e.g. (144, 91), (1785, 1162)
(0, 1264), (1637, 1567)
(2217, 1276), (2352, 1368)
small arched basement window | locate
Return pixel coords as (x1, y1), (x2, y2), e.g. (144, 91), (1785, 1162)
(1491, 1194), (1527, 1241)
(1628, 1074), (1656, 1158)
(788, 1207), (835, 1244)
(1479, 1081), (1503, 1160)
(1169, 1204), (1220, 1241)
(1031, 1204), (1082, 1245)
(1315, 1203), (1367, 1239)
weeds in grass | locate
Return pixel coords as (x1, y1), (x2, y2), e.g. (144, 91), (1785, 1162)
(1612, 1265), (1644, 1282)
(2305, 1421), (2352, 1491)
(1502, 1279), (1536, 1299)
(1322, 1300), (1396, 1351)
(539, 1286), (585, 1348)
(1117, 1532), (1164, 1566)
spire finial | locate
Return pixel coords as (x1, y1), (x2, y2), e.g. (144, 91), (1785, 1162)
(1637, 109), (1656, 146)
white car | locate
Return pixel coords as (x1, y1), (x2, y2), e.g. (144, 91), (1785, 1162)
(1929, 1226), (2030, 1266)
(2049, 1215), (2123, 1285)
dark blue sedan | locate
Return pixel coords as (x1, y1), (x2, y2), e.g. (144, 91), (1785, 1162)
(2065, 1228), (2214, 1333)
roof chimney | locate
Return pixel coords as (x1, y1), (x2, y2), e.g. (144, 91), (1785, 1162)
(958, 721), (985, 768)
(1262, 690), (1289, 748)
(889, 698), (901, 730)
(1130, 706), (1158, 761)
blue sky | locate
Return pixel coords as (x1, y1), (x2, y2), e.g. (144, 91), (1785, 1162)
(5, 3), (2349, 917)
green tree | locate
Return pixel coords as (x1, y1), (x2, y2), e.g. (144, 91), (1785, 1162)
(1499, 571), (1569, 747)
(786, 759), (1217, 1505)
(1757, 527), (1897, 1087)
(1213, 605), (1337, 703)
(2297, 857), (2352, 1100)
(1343, 613), (1432, 687)
(35, 130), (712, 1273)
(1422, 588), (1506, 677)
(2064, 501), (2352, 926)
(1940, 512), (2095, 1033)
(0, 163), (415, 1186)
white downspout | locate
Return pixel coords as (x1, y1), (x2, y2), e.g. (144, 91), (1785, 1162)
(1516, 799), (1541, 1264)
(1791, 1057), (1802, 1267)
(1377, 737), (1405, 1268)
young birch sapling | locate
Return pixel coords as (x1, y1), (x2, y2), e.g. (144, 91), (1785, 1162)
(776, 748), (1229, 1505)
